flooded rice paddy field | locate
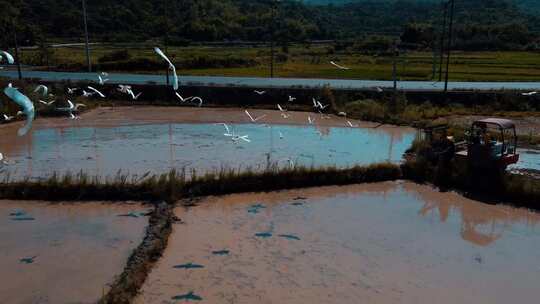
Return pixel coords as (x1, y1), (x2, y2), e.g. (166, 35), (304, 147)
(0, 107), (415, 180)
(0, 201), (149, 304)
(136, 181), (540, 304)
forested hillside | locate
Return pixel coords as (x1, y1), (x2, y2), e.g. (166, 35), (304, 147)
(0, 0), (538, 51)
(306, 0), (540, 12)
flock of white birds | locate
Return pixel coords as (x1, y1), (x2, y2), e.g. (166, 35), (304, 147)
(0, 47), (362, 166)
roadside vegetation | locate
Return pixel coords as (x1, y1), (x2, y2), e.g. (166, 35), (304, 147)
(337, 93), (540, 146)
(15, 44), (540, 82)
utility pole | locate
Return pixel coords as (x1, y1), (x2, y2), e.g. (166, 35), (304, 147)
(432, 40), (437, 80)
(444, 0), (455, 93)
(43, 38), (50, 70)
(391, 41), (399, 114)
(438, 0), (448, 82)
(164, 0), (170, 85)
(82, 0), (92, 72)
(270, 1), (276, 78)
(12, 20), (22, 80)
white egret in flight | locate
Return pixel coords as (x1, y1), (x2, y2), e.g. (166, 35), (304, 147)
(82, 90), (94, 98)
(245, 110), (266, 122)
(330, 61), (350, 70)
(98, 75), (109, 85)
(175, 92), (192, 103)
(313, 98), (329, 110)
(38, 100), (56, 106)
(0, 153), (8, 165)
(127, 89), (142, 100)
(0, 51), (14, 64)
(3, 84), (35, 136)
(191, 97), (203, 107)
(87, 86), (105, 98)
(216, 123), (250, 143)
(232, 134), (251, 143)
(154, 47), (179, 91)
(34, 85), (48, 96)
(317, 101), (329, 110)
(57, 100), (86, 118)
(117, 85), (131, 94)
(216, 123), (233, 137)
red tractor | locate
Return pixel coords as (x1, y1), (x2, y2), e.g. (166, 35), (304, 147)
(456, 118), (520, 170)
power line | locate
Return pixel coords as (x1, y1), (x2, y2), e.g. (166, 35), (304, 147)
(12, 20), (22, 80)
(438, 0), (448, 82)
(444, 0), (455, 93)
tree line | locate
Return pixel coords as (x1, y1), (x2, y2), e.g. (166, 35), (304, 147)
(0, 0), (538, 51)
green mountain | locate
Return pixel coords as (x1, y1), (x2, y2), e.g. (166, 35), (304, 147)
(304, 0), (540, 13)
(0, 0), (537, 51)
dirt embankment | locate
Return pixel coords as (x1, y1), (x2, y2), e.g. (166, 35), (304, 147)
(99, 202), (174, 304)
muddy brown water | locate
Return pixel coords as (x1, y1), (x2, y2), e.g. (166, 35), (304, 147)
(0, 201), (149, 304)
(0, 107), (415, 180)
(136, 181), (540, 304)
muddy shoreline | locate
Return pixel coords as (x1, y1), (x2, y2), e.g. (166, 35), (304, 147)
(0, 106), (399, 131)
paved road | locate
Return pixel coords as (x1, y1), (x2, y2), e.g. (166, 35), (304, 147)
(1, 70), (540, 91)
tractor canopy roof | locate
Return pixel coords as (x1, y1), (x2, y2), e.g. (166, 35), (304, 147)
(473, 118), (515, 129)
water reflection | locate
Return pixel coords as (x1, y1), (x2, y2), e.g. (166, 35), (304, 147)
(200, 181), (540, 247)
(136, 182), (540, 304)
(404, 183), (540, 247)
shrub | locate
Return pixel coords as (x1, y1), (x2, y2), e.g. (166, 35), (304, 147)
(344, 99), (386, 121)
(97, 58), (163, 71)
(98, 50), (131, 63)
(179, 55), (257, 69)
(321, 85), (336, 111)
(275, 53), (289, 63)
